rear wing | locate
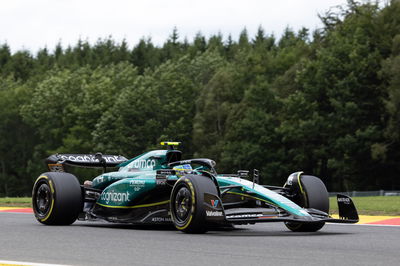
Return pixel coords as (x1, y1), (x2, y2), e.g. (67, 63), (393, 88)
(45, 153), (128, 172)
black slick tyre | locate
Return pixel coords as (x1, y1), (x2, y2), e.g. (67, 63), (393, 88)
(170, 174), (218, 233)
(285, 175), (329, 232)
(32, 172), (83, 225)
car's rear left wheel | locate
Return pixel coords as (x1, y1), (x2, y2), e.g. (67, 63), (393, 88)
(32, 172), (83, 225)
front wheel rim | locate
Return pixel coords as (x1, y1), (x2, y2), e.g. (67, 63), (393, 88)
(174, 186), (192, 224)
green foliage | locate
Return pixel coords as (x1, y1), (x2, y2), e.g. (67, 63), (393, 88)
(21, 63), (138, 155)
(0, 78), (38, 196)
(131, 38), (161, 74)
(1, 1), (400, 196)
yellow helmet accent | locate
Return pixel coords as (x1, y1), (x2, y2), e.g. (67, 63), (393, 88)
(160, 141), (181, 146)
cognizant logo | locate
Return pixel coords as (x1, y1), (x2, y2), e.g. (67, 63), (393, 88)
(101, 192), (130, 204)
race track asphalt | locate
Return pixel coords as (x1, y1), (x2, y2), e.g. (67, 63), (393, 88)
(0, 212), (399, 266)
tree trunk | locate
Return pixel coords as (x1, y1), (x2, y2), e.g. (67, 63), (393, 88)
(0, 159), (7, 197)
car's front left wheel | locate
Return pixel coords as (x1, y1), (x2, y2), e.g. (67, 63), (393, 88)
(170, 174), (218, 233)
(284, 174), (329, 232)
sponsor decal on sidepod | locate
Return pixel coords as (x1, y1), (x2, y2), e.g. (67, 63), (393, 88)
(206, 211), (223, 216)
(101, 192), (130, 204)
(129, 180), (146, 192)
(211, 199), (219, 208)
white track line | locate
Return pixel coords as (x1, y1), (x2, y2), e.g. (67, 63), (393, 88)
(0, 260), (70, 266)
(355, 223), (400, 227)
(327, 223), (400, 227)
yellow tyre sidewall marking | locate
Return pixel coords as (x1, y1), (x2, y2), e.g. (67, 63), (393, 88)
(174, 178), (196, 230)
(296, 172), (309, 207)
(33, 175), (55, 222)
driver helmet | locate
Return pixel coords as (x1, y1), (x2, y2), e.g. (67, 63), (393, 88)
(173, 164), (193, 177)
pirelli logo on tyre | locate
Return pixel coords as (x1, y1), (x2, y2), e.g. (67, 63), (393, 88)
(185, 178), (196, 213)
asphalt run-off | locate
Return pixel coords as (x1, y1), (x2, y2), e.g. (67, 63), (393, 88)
(1, 207), (399, 226)
(1, 210), (400, 266)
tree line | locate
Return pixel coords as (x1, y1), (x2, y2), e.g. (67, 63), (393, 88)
(1, 0), (399, 196)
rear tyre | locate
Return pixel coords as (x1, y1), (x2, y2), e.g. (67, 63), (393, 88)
(32, 172), (83, 225)
(170, 174), (218, 233)
(285, 175), (329, 232)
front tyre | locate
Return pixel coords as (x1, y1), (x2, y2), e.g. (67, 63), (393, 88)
(170, 174), (218, 233)
(285, 174), (329, 232)
(32, 172), (83, 225)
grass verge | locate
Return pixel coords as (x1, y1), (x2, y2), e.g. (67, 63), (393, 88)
(0, 197), (31, 207)
(329, 196), (400, 216)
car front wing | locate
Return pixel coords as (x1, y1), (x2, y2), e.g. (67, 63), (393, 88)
(224, 194), (359, 225)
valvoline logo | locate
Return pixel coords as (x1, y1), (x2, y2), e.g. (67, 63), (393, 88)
(211, 199), (219, 208)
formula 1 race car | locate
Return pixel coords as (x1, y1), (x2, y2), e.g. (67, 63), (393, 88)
(32, 142), (359, 233)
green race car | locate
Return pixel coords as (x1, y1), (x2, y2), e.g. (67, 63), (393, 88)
(32, 142), (359, 233)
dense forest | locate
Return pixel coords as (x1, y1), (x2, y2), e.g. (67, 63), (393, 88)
(1, 0), (400, 196)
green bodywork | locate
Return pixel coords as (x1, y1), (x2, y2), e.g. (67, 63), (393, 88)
(216, 176), (310, 217)
(92, 149), (309, 217)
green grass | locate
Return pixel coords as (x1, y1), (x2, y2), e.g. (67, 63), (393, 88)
(0, 197), (31, 207)
(329, 196), (400, 216)
(1, 196), (400, 216)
